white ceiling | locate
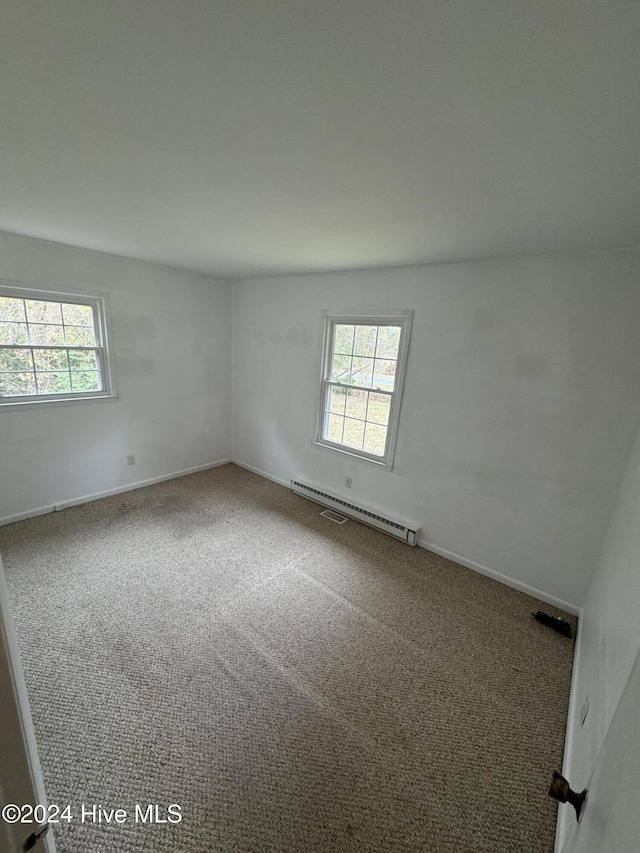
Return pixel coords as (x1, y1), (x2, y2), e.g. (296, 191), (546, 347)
(1, 1), (639, 279)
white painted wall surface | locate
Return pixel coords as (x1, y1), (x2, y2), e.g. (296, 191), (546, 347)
(561, 651), (640, 853)
(0, 232), (232, 522)
(558, 420), (640, 849)
(232, 251), (640, 610)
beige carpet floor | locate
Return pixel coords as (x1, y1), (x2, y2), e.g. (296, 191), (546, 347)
(0, 463), (575, 852)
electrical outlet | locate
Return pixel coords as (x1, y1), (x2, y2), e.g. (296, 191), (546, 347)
(580, 695), (590, 726)
(345, 477), (352, 488)
(127, 454), (136, 466)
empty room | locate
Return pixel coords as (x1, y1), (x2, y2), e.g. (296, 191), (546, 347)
(1, 2), (639, 852)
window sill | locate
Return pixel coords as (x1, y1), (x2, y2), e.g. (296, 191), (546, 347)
(312, 438), (394, 470)
(0, 393), (119, 411)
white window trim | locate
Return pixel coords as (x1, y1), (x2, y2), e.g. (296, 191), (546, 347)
(0, 281), (117, 408)
(314, 309), (413, 469)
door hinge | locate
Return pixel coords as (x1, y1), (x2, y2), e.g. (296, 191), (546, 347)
(23, 824), (49, 851)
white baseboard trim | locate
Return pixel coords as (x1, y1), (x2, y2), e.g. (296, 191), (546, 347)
(554, 613), (584, 853)
(417, 537), (580, 615)
(0, 458), (232, 526)
(230, 458), (290, 488)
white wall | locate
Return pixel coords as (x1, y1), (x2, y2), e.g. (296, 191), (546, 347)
(0, 231), (232, 522)
(558, 419), (640, 850)
(561, 653), (640, 853)
(232, 251), (640, 610)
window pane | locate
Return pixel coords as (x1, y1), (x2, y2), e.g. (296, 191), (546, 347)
(64, 326), (96, 346)
(0, 322), (28, 344)
(350, 356), (374, 387)
(345, 389), (368, 420)
(363, 423), (388, 456)
(0, 372), (36, 396)
(367, 393), (391, 426)
(70, 371), (101, 392)
(0, 291), (110, 404)
(35, 372), (72, 393)
(33, 348), (69, 372)
(69, 349), (99, 371)
(333, 324), (355, 355)
(331, 353), (351, 383)
(29, 324), (65, 346)
(0, 298), (26, 322)
(375, 326), (401, 360)
(325, 413), (344, 444)
(342, 417), (365, 450)
(25, 300), (63, 324)
(62, 303), (94, 326)
(353, 325), (377, 357)
(327, 386), (346, 415)
(320, 315), (409, 462)
(373, 358), (396, 391)
(0, 348), (33, 372)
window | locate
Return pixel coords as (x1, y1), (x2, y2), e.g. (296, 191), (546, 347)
(316, 311), (412, 467)
(0, 285), (115, 406)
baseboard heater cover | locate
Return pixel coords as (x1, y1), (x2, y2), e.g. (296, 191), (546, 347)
(290, 480), (418, 546)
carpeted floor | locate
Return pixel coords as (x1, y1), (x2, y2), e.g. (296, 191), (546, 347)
(0, 463), (575, 852)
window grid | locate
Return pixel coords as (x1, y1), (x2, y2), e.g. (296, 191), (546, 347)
(322, 322), (401, 457)
(316, 312), (412, 468)
(0, 295), (106, 400)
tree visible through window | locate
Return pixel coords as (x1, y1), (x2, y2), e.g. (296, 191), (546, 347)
(0, 288), (114, 404)
(316, 312), (412, 467)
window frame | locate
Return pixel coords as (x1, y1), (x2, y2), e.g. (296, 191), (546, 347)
(314, 310), (413, 469)
(0, 282), (117, 408)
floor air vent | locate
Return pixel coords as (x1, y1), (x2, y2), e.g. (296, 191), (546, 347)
(320, 508), (348, 524)
(291, 480), (417, 546)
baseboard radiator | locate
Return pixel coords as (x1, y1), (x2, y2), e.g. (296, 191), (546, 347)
(290, 480), (418, 546)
